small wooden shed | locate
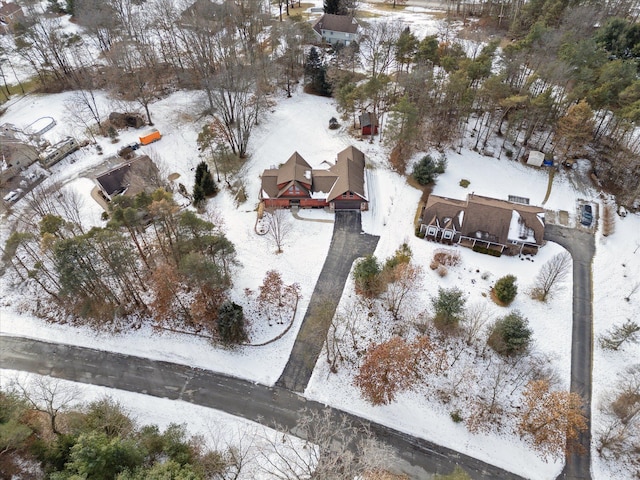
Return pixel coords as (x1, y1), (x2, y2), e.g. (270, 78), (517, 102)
(359, 112), (378, 136)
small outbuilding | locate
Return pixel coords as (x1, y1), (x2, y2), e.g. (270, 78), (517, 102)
(527, 150), (545, 167)
(359, 112), (378, 136)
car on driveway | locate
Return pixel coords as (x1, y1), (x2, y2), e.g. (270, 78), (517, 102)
(581, 204), (593, 226)
(3, 188), (23, 203)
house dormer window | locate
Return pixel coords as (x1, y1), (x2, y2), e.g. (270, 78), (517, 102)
(443, 230), (453, 239)
(427, 226), (437, 236)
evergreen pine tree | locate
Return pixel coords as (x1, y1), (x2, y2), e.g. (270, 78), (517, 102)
(324, 0), (341, 15)
(200, 169), (218, 197)
(194, 162), (206, 187)
(488, 311), (532, 356)
(305, 48), (332, 96)
(217, 301), (248, 345)
(192, 183), (205, 208)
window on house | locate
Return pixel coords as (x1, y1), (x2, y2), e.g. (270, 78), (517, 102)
(444, 231), (453, 239)
(427, 227), (437, 236)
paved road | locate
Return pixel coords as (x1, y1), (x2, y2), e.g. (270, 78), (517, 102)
(544, 224), (595, 480)
(277, 211), (379, 392)
(0, 335), (528, 480)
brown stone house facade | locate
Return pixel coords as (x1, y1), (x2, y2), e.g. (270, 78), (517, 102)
(260, 146), (368, 211)
(420, 193), (545, 255)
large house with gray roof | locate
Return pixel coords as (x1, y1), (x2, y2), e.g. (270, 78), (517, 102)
(260, 146), (368, 211)
(312, 14), (360, 46)
(419, 193), (545, 255)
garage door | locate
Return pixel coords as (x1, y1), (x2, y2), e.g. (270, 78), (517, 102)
(333, 200), (361, 210)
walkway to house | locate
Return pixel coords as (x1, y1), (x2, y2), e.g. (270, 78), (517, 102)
(276, 211), (378, 392)
(290, 206), (334, 223)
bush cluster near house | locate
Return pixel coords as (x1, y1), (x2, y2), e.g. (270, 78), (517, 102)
(352, 244), (422, 321)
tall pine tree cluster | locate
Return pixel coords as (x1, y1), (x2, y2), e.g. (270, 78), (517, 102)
(193, 161), (218, 208)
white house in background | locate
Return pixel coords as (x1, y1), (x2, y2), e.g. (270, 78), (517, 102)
(527, 150), (545, 167)
(312, 14), (360, 46)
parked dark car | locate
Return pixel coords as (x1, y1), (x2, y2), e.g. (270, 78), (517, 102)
(581, 204), (593, 226)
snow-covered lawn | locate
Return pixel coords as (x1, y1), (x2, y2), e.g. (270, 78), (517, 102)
(2, 83), (640, 478)
(1, 1), (639, 478)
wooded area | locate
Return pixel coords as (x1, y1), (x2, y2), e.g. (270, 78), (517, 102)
(1, 0), (639, 207)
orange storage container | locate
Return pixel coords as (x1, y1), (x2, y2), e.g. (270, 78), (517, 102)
(139, 129), (161, 145)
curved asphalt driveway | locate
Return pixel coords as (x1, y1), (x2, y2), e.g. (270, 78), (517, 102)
(544, 224), (595, 480)
(277, 211), (379, 392)
(0, 335), (527, 480)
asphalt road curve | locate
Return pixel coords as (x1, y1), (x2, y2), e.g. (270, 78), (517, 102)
(277, 211), (379, 392)
(1, 335), (528, 480)
(544, 224), (596, 480)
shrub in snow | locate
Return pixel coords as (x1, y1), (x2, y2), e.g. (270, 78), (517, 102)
(432, 248), (461, 268)
(450, 411), (463, 423)
(488, 310), (532, 356)
(353, 255), (382, 298)
(493, 274), (518, 305)
(431, 287), (466, 331)
(437, 264), (448, 277)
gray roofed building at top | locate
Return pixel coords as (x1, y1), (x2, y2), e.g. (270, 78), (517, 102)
(312, 14), (360, 46)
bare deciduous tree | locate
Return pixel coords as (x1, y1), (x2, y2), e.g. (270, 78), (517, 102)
(259, 408), (395, 480)
(530, 252), (571, 302)
(461, 302), (491, 346)
(381, 263), (423, 321)
(265, 208), (292, 254)
(9, 375), (81, 435)
(596, 365), (640, 464)
(256, 269), (301, 326)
